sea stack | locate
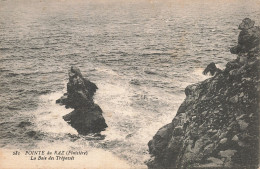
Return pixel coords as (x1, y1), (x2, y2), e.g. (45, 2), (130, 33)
(57, 66), (107, 135)
(147, 18), (259, 169)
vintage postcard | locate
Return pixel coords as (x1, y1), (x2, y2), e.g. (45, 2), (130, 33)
(0, 0), (259, 168)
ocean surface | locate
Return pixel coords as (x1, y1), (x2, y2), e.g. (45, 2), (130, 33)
(0, 0), (260, 168)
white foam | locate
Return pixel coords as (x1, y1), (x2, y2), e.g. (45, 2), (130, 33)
(95, 67), (119, 76)
(192, 67), (210, 81)
(34, 92), (77, 135)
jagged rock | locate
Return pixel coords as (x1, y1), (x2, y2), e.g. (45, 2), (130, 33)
(238, 18), (255, 30)
(230, 18), (260, 54)
(57, 66), (98, 109)
(203, 62), (222, 76)
(147, 18), (259, 169)
(57, 66), (107, 135)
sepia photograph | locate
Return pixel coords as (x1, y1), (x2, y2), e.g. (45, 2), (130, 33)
(0, 0), (259, 168)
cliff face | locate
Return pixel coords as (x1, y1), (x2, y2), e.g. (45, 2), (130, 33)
(147, 18), (260, 169)
(56, 66), (107, 135)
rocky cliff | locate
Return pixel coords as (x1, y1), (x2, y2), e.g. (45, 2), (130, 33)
(147, 18), (259, 169)
(56, 66), (107, 135)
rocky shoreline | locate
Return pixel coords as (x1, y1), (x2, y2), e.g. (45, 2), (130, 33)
(147, 18), (259, 169)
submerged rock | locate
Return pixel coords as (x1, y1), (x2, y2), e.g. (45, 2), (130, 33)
(57, 66), (107, 135)
(147, 18), (259, 169)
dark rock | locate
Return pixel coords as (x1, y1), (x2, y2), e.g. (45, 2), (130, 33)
(147, 18), (259, 169)
(130, 79), (141, 85)
(18, 121), (32, 128)
(203, 62), (222, 76)
(230, 18), (260, 54)
(26, 131), (37, 137)
(148, 123), (173, 156)
(58, 66), (98, 109)
(57, 66), (107, 135)
(56, 95), (68, 104)
(26, 131), (44, 140)
(238, 18), (255, 30)
(63, 104), (107, 135)
(144, 70), (157, 75)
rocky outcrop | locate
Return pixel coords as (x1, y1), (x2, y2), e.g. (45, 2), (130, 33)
(57, 66), (107, 135)
(147, 18), (259, 169)
(230, 18), (260, 55)
(203, 62), (222, 76)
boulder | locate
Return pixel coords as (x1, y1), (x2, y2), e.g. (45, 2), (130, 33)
(57, 66), (107, 135)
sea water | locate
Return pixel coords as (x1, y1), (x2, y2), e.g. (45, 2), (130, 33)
(0, 0), (259, 168)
